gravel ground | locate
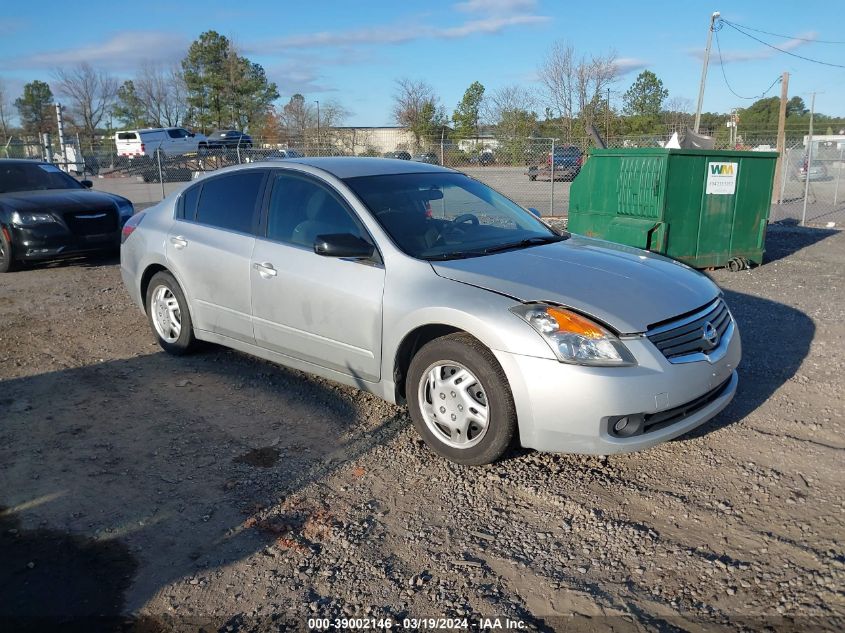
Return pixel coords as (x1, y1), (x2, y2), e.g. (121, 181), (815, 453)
(0, 227), (843, 632)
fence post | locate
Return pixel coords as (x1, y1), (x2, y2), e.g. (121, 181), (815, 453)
(834, 146), (843, 207)
(440, 129), (444, 166)
(549, 138), (555, 216)
(780, 146), (790, 204)
(156, 140), (165, 200)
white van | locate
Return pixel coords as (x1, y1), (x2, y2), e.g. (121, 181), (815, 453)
(115, 128), (208, 159)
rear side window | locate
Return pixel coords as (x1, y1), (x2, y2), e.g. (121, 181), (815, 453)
(195, 171), (265, 233)
(178, 183), (201, 220)
(117, 132), (137, 140)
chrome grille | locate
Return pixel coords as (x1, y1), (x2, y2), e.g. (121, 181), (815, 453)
(647, 298), (732, 361)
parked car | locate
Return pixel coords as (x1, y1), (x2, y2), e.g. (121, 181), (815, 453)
(206, 130), (253, 149)
(412, 152), (440, 165)
(0, 159), (134, 272)
(798, 157), (829, 181)
(383, 151), (411, 160)
(244, 148), (304, 163)
(114, 127), (208, 159)
(526, 145), (583, 181)
(121, 157), (740, 465)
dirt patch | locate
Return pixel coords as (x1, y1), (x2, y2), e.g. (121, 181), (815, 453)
(234, 447), (281, 468)
(0, 229), (843, 627)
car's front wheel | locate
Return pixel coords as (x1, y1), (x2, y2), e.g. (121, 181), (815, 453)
(145, 271), (197, 355)
(0, 227), (17, 273)
(407, 333), (517, 465)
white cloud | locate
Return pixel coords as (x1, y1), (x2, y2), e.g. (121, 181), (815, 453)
(251, 0), (549, 53)
(3, 31), (187, 71)
(454, 0), (537, 14)
(614, 58), (649, 75)
(692, 32), (818, 63)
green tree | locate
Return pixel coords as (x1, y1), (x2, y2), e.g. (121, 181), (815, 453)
(787, 96), (807, 116)
(452, 81), (485, 139)
(622, 71), (668, 117)
(112, 80), (147, 128)
(15, 80), (54, 136)
(181, 31), (278, 132)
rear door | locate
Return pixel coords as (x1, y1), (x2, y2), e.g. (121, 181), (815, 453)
(250, 170), (385, 381)
(166, 169), (268, 344)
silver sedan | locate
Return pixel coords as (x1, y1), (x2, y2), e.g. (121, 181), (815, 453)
(120, 158), (740, 465)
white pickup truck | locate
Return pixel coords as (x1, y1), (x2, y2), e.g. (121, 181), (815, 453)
(115, 128), (208, 159)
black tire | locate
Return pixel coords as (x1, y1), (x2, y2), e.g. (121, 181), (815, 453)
(0, 227), (17, 273)
(528, 175), (537, 181)
(406, 333), (517, 465)
(145, 271), (198, 355)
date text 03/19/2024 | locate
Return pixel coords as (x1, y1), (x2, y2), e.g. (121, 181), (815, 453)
(306, 616), (527, 629)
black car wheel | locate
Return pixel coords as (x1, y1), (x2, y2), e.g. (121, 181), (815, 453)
(0, 227), (17, 273)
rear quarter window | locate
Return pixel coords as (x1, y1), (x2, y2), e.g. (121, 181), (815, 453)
(195, 171), (265, 233)
(177, 183), (201, 220)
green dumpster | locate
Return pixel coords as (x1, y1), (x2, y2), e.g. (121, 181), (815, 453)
(568, 148), (778, 269)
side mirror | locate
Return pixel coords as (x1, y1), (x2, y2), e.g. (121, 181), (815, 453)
(528, 207), (541, 218)
(314, 233), (375, 259)
(80, 180), (93, 189)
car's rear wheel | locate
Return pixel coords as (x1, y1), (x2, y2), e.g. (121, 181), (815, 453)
(145, 271), (197, 355)
(407, 333), (516, 465)
(0, 227), (17, 273)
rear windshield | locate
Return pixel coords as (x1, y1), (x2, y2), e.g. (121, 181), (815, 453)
(117, 132), (138, 140)
(0, 162), (83, 193)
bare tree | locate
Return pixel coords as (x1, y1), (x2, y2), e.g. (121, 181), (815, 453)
(539, 41), (619, 140)
(135, 62), (187, 127)
(54, 63), (118, 142)
(0, 78), (11, 138)
(663, 96), (693, 133)
(392, 78), (444, 148)
(538, 42), (576, 138)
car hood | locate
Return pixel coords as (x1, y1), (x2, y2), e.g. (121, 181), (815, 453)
(0, 189), (128, 213)
(431, 236), (720, 334)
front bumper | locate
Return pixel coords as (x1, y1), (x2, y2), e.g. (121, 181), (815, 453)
(11, 223), (122, 261)
(493, 323), (741, 454)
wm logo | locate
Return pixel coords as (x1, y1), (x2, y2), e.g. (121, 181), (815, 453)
(710, 164), (734, 175)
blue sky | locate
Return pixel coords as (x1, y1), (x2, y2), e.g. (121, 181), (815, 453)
(1, 0), (843, 126)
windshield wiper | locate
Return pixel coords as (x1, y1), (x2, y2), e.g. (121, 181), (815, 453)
(424, 250), (486, 261)
(482, 235), (565, 255)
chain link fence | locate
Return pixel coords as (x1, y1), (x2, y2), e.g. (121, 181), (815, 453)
(2, 130), (843, 225)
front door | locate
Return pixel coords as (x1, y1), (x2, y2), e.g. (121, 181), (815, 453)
(250, 171), (385, 382)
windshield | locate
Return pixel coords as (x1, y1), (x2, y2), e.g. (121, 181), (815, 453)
(0, 162), (83, 194)
(344, 172), (560, 260)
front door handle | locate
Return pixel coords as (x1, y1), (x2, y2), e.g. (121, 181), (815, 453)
(253, 262), (277, 278)
(170, 235), (188, 249)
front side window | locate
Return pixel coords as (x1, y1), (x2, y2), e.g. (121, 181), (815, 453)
(344, 172), (559, 260)
(265, 173), (363, 247)
(194, 171), (265, 233)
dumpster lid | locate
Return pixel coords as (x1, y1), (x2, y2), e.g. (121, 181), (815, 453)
(586, 147), (779, 159)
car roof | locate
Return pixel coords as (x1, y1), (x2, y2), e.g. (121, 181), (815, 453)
(283, 156), (451, 178)
(0, 158), (47, 165)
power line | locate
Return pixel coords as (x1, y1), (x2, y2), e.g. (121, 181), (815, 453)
(721, 19), (845, 45)
(714, 26), (783, 100)
(720, 20), (845, 69)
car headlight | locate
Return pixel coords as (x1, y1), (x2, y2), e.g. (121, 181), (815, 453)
(114, 199), (135, 218)
(510, 304), (636, 366)
(11, 211), (57, 226)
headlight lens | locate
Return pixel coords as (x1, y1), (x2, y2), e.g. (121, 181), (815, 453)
(11, 211), (57, 226)
(115, 199), (135, 218)
(511, 304), (636, 366)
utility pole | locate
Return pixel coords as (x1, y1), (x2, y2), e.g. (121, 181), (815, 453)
(772, 72), (789, 203)
(693, 11), (721, 133)
(55, 103), (67, 169)
(606, 88), (610, 141)
(801, 92), (816, 226)
(314, 100), (320, 156)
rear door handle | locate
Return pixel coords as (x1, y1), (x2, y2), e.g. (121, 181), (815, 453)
(170, 235), (188, 249)
(253, 262), (277, 278)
